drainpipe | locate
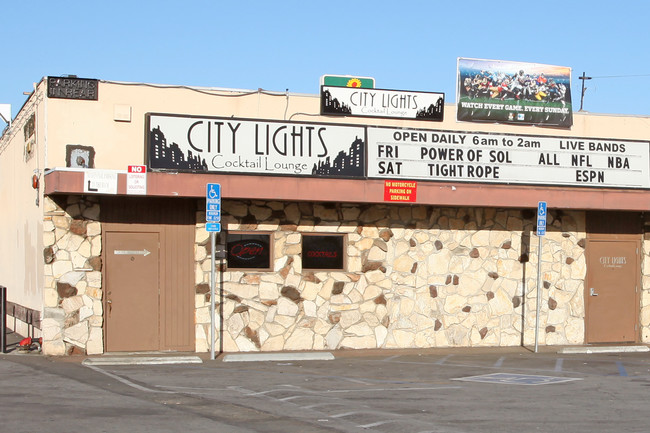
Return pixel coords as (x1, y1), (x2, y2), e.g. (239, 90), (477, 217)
(1, 286), (6, 353)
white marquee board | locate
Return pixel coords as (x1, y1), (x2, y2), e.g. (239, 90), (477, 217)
(367, 127), (650, 189)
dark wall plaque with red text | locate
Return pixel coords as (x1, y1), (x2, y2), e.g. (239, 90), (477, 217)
(226, 234), (271, 269)
(302, 235), (344, 270)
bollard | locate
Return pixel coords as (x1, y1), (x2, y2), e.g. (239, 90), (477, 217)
(1, 286), (6, 353)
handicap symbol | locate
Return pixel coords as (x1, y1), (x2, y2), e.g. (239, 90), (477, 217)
(208, 185), (220, 199)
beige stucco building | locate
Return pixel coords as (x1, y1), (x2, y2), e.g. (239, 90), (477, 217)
(1, 76), (650, 355)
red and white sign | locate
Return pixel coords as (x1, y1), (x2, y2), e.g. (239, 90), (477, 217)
(127, 165), (147, 195)
(384, 180), (417, 202)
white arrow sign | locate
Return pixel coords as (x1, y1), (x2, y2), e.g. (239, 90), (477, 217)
(114, 249), (151, 256)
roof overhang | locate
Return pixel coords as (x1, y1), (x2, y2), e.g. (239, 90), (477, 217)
(43, 168), (650, 211)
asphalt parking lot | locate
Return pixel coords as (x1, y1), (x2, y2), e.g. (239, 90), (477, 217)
(3, 345), (650, 433)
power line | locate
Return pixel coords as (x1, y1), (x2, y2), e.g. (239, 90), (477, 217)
(576, 72), (650, 111)
(586, 74), (650, 79)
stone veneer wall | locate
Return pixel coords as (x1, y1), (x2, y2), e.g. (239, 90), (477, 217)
(194, 201), (588, 352)
(642, 234), (650, 343)
(41, 196), (103, 355)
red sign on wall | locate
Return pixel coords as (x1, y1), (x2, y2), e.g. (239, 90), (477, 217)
(126, 165), (147, 195)
(384, 180), (417, 202)
(128, 165), (146, 173)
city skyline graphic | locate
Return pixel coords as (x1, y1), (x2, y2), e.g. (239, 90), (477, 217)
(148, 125), (365, 178)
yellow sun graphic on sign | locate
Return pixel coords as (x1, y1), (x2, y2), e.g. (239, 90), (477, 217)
(346, 78), (362, 88)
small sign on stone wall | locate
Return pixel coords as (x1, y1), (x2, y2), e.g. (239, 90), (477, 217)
(302, 234), (345, 270)
(226, 233), (271, 269)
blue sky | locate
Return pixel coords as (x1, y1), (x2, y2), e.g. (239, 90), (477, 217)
(2, 1), (650, 122)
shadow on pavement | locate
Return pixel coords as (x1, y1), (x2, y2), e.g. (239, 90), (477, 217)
(2, 327), (25, 354)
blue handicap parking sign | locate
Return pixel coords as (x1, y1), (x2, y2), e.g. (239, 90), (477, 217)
(206, 222), (221, 233)
(536, 201), (547, 236)
(207, 183), (221, 200)
(206, 183), (221, 223)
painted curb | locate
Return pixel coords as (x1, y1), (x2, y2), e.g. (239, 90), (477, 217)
(82, 356), (203, 366)
(222, 352), (335, 362)
(558, 346), (650, 354)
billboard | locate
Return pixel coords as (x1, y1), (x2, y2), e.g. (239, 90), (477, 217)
(457, 58), (572, 128)
(367, 126), (650, 189)
(146, 114), (366, 179)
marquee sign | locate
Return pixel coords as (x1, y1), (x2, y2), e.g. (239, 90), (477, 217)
(367, 127), (650, 189)
(321, 86), (444, 121)
(147, 114), (366, 179)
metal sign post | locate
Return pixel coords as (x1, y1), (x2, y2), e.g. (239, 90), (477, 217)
(535, 201), (547, 353)
(206, 183), (221, 360)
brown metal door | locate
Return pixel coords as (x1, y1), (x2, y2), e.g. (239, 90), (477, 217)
(585, 240), (639, 343)
(105, 231), (160, 352)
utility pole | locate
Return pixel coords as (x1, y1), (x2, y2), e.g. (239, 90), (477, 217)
(579, 72), (592, 111)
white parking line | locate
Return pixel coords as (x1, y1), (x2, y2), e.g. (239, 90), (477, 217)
(278, 395), (302, 401)
(301, 402), (344, 410)
(435, 355), (454, 365)
(382, 355), (400, 362)
(359, 420), (396, 428)
(330, 411), (358, 418)
(325, 386), (461, 394)
(85, 365), (174, 394)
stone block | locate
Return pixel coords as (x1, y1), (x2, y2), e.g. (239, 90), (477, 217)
(59, 271), (85, 287)
(43, 232), (56, 248)
(261, 335), (285, 351)
(52, 215), (70, 229)
(86, 327), (104, 355)
(285, 328), (314, 350)
(91, 236), (102, 256)
(79, 305), (94, 322)
(42, 317), (63, 341)
(86, 271), (102, 288)
(303, 300), (317, 317)
(86, 222), (101, 237)
(235, 335), (259, 352)
(277, 297), (299, 316)
(82, 204), (100, 220)
(44, 288), (59, 308)
(42, 340), (67, 356)
(52, 261), (73, 278)
(225, 282), (259, 300)
(63, 321), (89, 348)
(346, 322), (373, 336)
(62, 296), (84, 314)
